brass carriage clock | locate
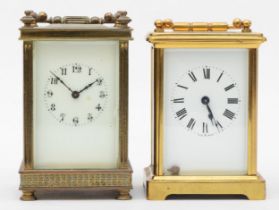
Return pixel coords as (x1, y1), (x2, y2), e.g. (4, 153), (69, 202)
(145, 18), (266, 200)
(19, 10), (132, 200)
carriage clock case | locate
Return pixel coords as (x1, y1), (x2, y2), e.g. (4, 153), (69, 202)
(144, 18), (266, 200)
(19, 10), (132, 200)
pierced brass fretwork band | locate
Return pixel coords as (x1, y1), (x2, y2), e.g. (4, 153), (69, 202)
(21, 10), (131, 28)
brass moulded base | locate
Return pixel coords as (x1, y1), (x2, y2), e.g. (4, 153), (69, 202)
(144, 166), (265, 200)
(19, 162), (132, 200)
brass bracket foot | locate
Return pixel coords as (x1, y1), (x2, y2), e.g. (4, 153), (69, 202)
(20, 190), (36, 201)
(116, 190), (132, 200)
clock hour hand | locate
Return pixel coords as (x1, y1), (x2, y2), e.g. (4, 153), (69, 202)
(208, 112), (214, 125)
(50, 71), (73, 93)
(206, 106), (215, 125)
(78, 78), (103, 94)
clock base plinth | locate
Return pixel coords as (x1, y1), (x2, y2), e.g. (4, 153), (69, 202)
(144, 166), (265, 200)
(19, 162), (132, 200)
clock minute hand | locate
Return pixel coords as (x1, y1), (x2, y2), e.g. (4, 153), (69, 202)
(206, 107), (222, 131)
(50, 71), (73, 93)
(207, 107), (222, 132)
(78, 79), (98, 94)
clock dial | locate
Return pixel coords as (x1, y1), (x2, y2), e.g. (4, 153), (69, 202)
(163, 48), (249, 175)
(44, 63), (108, 126)
(171, 66), (240, 136)
(33, 40), (120, 169)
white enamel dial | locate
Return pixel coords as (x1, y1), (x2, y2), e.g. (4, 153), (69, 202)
(44, 63), (108, 127)
(33, 40), (119, 169)
(171, 66), (240, 136)
(163, 48), (249, 175)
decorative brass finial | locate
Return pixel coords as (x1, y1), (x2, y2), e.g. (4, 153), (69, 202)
(21, 10), (36, 27)
(104, 12), (115, 23)
(115, 16), (131, 28)
(242, 19), (252, 32)
(21, 10), (131, 28)
(37, 11), (47, 22)
(232, 18), (242, 28)
(115, 11), (127, 18)
(154, 18), (252, 32)
(154, 19), (164, 32)
(163, 19), (174, 29)
(90, 16), (101, 24)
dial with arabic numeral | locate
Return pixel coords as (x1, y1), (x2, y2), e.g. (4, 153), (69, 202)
(171, 66), (240, 136)
(44, 63), (108, 126)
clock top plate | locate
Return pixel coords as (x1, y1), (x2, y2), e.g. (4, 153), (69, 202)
(20, 10), (133, 40)
(147, 18), (266, 48)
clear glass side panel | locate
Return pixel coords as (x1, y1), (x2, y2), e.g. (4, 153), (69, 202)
(163, 48), (249, 175)
(33, 41), (119, 169)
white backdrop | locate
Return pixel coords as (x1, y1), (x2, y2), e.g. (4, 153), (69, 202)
(0, 0), (278, 210)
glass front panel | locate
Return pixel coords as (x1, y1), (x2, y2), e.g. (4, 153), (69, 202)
(33, 41), (119, 169)
(163, 48), (249, 175)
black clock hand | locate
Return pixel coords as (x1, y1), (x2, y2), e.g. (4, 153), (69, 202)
(206, 105), (215, 125)
(201, 96), (216, 125)
(201, 96), (223, 131)
(78, 78), (102, 94)
(50, 71), (73, 93)
(78, 80), (97, 94)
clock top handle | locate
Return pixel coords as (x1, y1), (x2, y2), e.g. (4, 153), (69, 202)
(154, 18), (252, 33)
(20, 10), (131, 28)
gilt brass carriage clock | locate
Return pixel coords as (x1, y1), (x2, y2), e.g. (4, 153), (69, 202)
(145, 18), (266, 200)
(19, 10), (132, 200)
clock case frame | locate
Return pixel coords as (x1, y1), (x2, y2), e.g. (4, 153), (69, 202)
(19, 11), (132, 200)
(144, 19), (266, 200)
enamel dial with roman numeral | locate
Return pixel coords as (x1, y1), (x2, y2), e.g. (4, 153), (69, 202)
(163, 48), (249, 175)
(44, 63), (108, 127)
(171, 66), (240, 136)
